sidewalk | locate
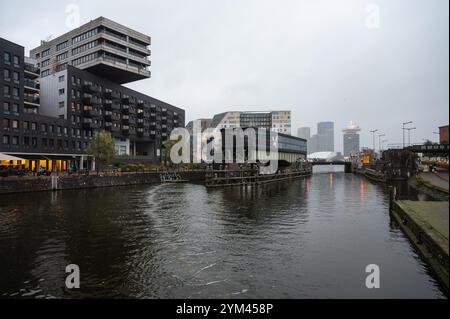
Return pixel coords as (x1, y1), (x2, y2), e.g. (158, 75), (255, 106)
(418, 172), (449, 193)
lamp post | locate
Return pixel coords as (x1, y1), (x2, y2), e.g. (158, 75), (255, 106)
(433, 131), (439, 144)
(402, 121), (413, 148)
(382, 139), (388, 151)
(378, 134), (385, 152)
(405, 127), (416, 146)
(370, 129), (378, 151)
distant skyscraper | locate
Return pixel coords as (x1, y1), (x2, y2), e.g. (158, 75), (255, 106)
(297, 127), (311, 140)
(342, 121), (361, 157)
(317, 121), (334, 152)
(298, 127), (311, 154)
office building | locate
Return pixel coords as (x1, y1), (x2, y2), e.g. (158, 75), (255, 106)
(317, 121), (334, 152)
(30, 17), (151, 84)
(342, 121), (361, 157)
(297, 127), (310, 140)
(211, 111), (291, 135)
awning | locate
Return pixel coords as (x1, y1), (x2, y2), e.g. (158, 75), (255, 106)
(0, 153), (26, 161)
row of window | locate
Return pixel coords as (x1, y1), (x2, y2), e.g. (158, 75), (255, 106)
(72, 52), (98, 66)
(3, 68), (20, 82)
(2, 134), (89, 150)
(72, 40), (98, 56)
(3, 85), (20, 97)
(72, 28), (99, 45)
(3, 52), (20, 66)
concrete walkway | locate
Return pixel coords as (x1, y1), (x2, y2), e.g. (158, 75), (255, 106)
(419, 172), (449, 192)
(392, 200), (449, 292)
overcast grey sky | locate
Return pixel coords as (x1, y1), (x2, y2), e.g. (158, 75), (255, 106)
(1, 0), (448, 151)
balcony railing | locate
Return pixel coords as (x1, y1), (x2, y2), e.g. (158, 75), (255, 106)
(24, 63), (40, 75)
(24, 95), (40, 105)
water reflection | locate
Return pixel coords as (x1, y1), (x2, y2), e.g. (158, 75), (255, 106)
(0, 170), (445, 299)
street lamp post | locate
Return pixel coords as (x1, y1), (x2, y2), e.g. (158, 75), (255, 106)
(370, 129), (378, 152)
(378, 134), (385, 152)
(405, 127), (416, 146)
(402, 121), (413, 148)
(382, 139), (388, 151)
(433, 132), (439, 144)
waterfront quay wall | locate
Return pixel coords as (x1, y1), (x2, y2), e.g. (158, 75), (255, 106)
(390, 199), (449, 293)
(0, 171), (206, 195)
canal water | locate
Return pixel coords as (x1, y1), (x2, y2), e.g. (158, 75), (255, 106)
(0, 167), (446, 298)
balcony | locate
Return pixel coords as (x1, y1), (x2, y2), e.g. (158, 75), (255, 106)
(83, 105), (99, 117)
(122, 104), (130, 114)
(105, 111), (120, 122)
(83, 95), (101, 105)
(24, 79), (40, 91)
(83, 119), (99, 129)
(24, 95), (40, 105)
(24, 63), (40, 77)
(121, 95), (130, 104)
(137, 128), (149, 138)
(104, 90), (120, 100)
(104, 100), (120, 111)
(105, 122), (120, 132)
(83, 84), (100, 93)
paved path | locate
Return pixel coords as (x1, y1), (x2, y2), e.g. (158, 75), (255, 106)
(419, 172), (449, 192)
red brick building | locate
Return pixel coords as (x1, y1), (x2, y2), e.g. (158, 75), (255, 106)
(439, 125), (449, 144)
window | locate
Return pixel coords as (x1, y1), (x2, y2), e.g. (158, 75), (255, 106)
(23, 136), (29, 145)
(12, 136), (19, 145)
(3, 102), (10, 113)
(31, 122), (37, 131)
(59, 88), (65, 95)
(59, 75), (65, 82)
(12, 104), (19, 114)
(4, 52), (11, 64)
(42, 49), (50, 57)
(13, 55), (20, 66)
(72, 40), (98, 55)
(3, 69), (10, 80)
(41, 59), (50, 67)
(3, 135), (9, 144)
(71, 28), (98, 44)
(3, 85), (10, 96)
(59, 101), (65, 108)
(56, 51), (68, 62)
(13, 87), (19, 97)
(72, 52), (99, 66)
(41, 123), (47, 132)
(56, 40), (68, 51)
(12, 120), (19, 129)
(13, 71), (19, 81)
(3, 118), (10, 130)
(56, 63), (67, 72)
(41, 69), (50, 77)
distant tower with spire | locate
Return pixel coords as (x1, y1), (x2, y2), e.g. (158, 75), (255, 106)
(342, 121), (361, 157)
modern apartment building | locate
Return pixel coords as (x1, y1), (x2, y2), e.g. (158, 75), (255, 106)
(39, 65), (184, 157)
(211, 111), (291, 134)
(1, 37), (89, 171)
(30, 17), (151, 84)
(1, 18), (184, 172)
(342, 121), (361, 157)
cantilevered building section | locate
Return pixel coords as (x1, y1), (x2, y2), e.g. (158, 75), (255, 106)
(211, 111), (291, 135)
(342, 121), (361, 157)
(30, 17), (151, 84)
